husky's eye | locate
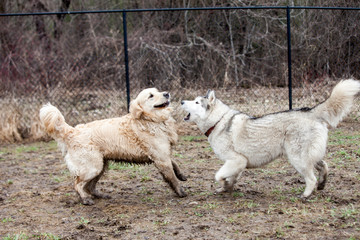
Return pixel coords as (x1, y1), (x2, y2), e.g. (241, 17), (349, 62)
(149, 94), (154, 99)
(195, 101), (199, 104)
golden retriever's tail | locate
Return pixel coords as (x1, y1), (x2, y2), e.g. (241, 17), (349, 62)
(312, 79), (360, 128)
(39, 103), (74, 141)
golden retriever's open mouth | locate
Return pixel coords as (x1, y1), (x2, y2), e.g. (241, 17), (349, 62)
(154, 101), (170, 109)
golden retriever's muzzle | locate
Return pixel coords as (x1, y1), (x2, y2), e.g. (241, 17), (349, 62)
(154, 92), (170, 108)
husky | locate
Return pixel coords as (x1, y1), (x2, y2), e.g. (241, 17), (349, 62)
(181, 79), (360, 198)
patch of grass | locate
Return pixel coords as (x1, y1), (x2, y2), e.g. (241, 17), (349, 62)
(140, 172), (151, 182)
(173, 152), (185, 158)
(202, 202), (219, 210)
(15, 145), (39, 153)
(142, 196), (156, 203)
(108, 162), (150, 180)
(140, 187), (153, 195)
(194, 159), (206, 163)
(53, 176), (62, 183)
(290, 186), (304, 195)
(153, 220), (170, 226)
(3, 233), (28, 240)
(328, 131), (360, 146)
(2, 217), (13, 223)
(336, 150), (352, 160)
(232, 191), (245, 198)
(37, 233), (61, 240)
(194, 211), (204, 217)
(236, 200), (259, 209)
(267, 203), (280, 214)
(163, 208), (173, 215)
(198, 191), (214, 197)
(108, 162), (135, 171)
(204, 146), (213, 152)
(226, 217), (235, 223)
(181, 136), (205, 142)
(0, 149), (8, 161)
(338, 204), (359, 220)
(275, 227), (284, 238)
(258, 168), (287, 175)
(79, 217), (90, 225)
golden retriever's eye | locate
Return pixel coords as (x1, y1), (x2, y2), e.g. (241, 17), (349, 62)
(149, 94), (154, 99)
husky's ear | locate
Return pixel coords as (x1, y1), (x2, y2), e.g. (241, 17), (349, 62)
(129, 100), (143, 119)
(207, 90), (216, 105)
(205, 90), (212, 98)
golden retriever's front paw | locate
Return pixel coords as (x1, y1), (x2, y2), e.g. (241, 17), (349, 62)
(93, 192), (111, 199)
(82, 198), (95, 205)
(177, 187), (187, 198)
(177, 174), (187, 181)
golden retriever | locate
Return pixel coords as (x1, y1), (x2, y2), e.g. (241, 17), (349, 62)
(39, 88), (187, 205)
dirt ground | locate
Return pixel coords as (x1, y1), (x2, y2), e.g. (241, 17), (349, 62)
(0, 121), (359, 240)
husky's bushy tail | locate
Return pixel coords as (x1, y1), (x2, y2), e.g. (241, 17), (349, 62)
(313, 79), (360, 127)
(39, 103), (74, 141)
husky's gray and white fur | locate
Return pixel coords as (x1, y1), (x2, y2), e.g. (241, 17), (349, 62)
(181, 79), (360, 198)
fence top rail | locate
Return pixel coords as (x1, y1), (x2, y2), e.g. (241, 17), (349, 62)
(1, 5), (360, 17)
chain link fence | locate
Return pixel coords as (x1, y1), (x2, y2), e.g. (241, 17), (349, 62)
(0, 5), (359, 142)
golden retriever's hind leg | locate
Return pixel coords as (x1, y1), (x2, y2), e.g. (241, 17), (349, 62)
(155, 161), (187, 198)
(73, 157), (104, 205)
(86, 173), (111, 200)
(74, 176), (95, 205)
(171, 160), (187, 181)
(86, 162), (111, 199)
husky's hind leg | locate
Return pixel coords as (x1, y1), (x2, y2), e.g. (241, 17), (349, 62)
(215, 154), (247, 193)
(315, 160), (328, 190)
(301, 168), (317, 198)
(286, 124), (327, 198)
(289, 157), (317, 198)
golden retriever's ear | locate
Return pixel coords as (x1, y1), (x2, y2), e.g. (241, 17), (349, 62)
(130, 100), (143, 119)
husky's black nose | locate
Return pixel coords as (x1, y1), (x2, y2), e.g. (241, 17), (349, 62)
(163, 92), (170, 99)
(181, 101), (184, 105)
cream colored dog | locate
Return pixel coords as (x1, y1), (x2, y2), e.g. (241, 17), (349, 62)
(39, 88), (187, 205)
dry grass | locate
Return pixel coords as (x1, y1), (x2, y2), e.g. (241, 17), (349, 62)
(0, 83), (359, 143)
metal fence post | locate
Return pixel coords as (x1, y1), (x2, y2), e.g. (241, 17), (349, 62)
(122, 10), (131, 112)
(286, 6), (292, 110)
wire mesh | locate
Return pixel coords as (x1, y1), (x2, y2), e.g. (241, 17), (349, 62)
(0, 6), (359, 142)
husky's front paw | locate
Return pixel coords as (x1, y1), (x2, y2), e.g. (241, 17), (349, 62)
(215, 187), (227, 193)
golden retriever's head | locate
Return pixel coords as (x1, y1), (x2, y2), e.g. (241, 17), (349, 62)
(130, 88), (173, 122)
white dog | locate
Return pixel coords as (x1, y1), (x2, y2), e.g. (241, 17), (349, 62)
(181, 79), (360, 198)
(40, 88), (187, 205)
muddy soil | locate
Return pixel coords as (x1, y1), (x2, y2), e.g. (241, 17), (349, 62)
(1, 121), (359, 240)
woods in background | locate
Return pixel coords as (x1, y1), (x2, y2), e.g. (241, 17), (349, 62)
(0, 0), (359, 94)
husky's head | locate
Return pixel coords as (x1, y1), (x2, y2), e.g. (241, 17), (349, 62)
(180, 90), (216, 122)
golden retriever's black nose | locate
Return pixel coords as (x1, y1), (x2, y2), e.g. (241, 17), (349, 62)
(163, 92), (170, 99)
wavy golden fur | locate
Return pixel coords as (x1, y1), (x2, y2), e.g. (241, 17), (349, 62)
(39, 88), (187, 205)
